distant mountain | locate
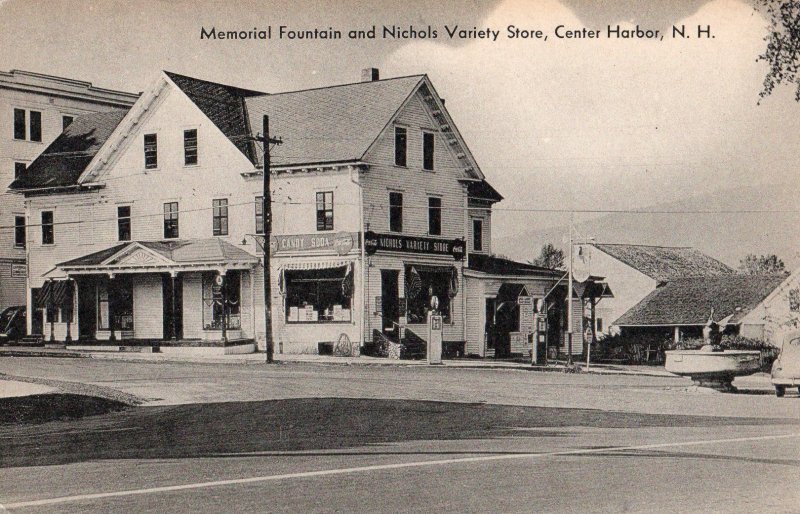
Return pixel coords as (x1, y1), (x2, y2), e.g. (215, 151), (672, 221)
(493, 183), (800, 270)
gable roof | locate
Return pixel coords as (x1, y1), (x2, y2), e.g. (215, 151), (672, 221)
(593, 243), (733, 282)
(614, 274), (787, 327)
(244, 75), (424, 167)
(165, 71), (265, 165)
(9, 109), (129, 190)
(58, 239), (258, 267)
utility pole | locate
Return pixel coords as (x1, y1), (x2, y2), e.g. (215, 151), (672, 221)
(566, 212), (574, 366)
(253, 115), (282, 363)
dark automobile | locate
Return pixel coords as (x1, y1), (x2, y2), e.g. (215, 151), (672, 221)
(0, 306), (26, 344)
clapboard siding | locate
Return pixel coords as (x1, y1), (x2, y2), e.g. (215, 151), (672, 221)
(181, 273), (203, 339)
(361, 92), (467, 239)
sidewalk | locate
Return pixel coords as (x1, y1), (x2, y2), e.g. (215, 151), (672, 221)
(0, 345), (678, 377)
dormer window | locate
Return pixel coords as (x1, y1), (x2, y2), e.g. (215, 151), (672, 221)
(144, 133), (158, 169)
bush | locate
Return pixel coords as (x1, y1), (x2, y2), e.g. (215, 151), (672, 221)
(594, 333), (671, 365)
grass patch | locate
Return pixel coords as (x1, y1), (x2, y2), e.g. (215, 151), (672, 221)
(0, 393), (128, 425)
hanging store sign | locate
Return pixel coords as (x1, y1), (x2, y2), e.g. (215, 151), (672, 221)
(364, 231), (465, 261)
(270, 231), (358, 256)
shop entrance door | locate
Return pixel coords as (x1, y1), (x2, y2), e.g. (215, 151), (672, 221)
(381, 270), (399, 336)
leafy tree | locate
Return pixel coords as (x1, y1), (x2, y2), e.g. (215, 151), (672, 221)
(530, 243), (565, 270)
(757, 0), (800, 102)
(738, 253), (787, 274)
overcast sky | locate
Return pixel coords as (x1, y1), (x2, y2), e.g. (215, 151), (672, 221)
(2, 0), (797, 245)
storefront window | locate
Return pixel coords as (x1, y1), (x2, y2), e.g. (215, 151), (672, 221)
(202, 272), (241, 330)
(405, 265), (454, 324)
(284, 266), (352, 323)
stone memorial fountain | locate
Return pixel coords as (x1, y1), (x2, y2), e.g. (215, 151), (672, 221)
(665, 318), (761, 392)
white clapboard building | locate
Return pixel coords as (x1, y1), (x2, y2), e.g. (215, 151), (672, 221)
(11, 69), (607, 358)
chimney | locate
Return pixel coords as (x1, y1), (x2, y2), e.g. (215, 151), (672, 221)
(361, 68), (379, 82)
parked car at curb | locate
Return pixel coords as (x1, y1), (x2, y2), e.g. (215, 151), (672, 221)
(0, 306), (26, 344)
(0, 305), (26, 344)
(771, 330), (800, 397)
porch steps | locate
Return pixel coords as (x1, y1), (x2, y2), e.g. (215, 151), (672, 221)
(17, 336), (44, 347)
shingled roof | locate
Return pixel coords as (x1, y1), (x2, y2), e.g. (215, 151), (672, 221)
(614, 274), (787, 327)
(9, 109), (129, 190)
(58, 239), (258, 267)
(166, 71), (264, 165)
(593, 244), (733, 282)
(244, 75), (424, 167)
(468, 254), (562, 277)
(468, 180), (503, 204)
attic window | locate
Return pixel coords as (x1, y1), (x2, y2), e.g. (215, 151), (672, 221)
(394, 126), (407, 167)
(184, 129), (198, 165)
(423, 132), (434, 171)
(144, 133), (158, 169)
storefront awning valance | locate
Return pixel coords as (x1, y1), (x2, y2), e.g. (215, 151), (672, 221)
(280, 260), (352, 271)
(35, 280), (73, 309)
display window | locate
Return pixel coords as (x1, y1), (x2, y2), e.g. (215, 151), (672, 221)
(283, 265), (353, 323)
(404, 265), (457, 324)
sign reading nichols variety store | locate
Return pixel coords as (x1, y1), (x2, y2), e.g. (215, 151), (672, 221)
(364, 231), (466, 260)
(269, 232), (358, 256)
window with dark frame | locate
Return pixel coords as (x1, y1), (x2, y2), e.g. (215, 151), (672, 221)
(14, 216), (25, 248)
(41, 211), (54, 245)
(255, 196), (264, 234)
(62, 115), (74, 130)
(14, 162), (26, 179)
(212, 199), (229, 236)
(284, 266), (352, 323)
(394, 126), (407, 167)
(13, 109), (25, 140)
(428, 197), (442, 235)
(144, 133), (158, 169)
(316, 192), (334, 231)
(389, 192), (403, 232)
(423, 132), (435, 171)
(29, 111), (42, 142)
(163, 202), (179, 239)
(473, 218), (483, 252)
(184, 128), (198, 165)
(117, 206), (131, 241)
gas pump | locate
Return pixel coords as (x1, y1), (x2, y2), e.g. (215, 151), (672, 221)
(427, 295), (443, 365)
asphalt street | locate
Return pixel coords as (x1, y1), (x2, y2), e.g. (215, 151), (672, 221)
(0, 358), (798, 513)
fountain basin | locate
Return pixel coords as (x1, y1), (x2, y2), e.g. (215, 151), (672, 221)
(665, 349), (761, 392)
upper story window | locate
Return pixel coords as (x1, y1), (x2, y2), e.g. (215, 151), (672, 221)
(117, 206), (131, 241)
(163, 202), (179, 239)
(422, 132), (435, 171)
(394, 126), (407, 167)
(255, 196), (264, 234)
(14, 162), (26, 179)
(428, 197), (442, 236)
(212, 199), (229, 236)
(472, 218), (483, 252)
(41, 211), (54, 245)
(389, 192), (403, 233)
(14, 216), (25, 249)
(316, 192), (334, 231)
(62, 115), (74, 130)
(13, 108), (42, 142)
(184, 129), (198, 165)
(144, 133), (158, 169)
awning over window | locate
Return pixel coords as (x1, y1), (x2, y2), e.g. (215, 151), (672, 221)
(496, 283), (530, 305)
(35, 280), (73, 309)
(280, 260), (352, 271)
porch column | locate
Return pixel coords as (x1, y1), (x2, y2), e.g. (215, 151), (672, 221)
(674, 326), (681, 343)
(48, 279), (55, 343)
(108, 274), (116, 342)
(219, 269), (228, 344)
(171, 272), (178, 341)
(65, 279), (74, 342)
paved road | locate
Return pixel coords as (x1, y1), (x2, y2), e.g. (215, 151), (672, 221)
(0, 358), (798, 513)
